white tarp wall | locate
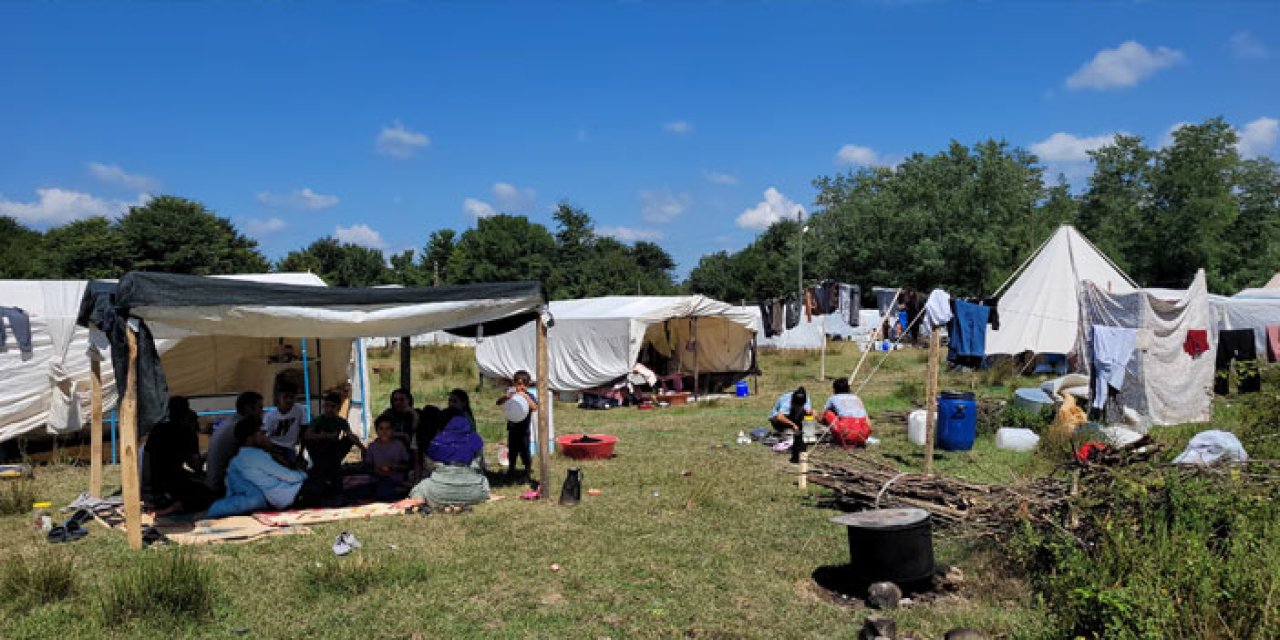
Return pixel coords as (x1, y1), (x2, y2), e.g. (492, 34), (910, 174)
(476, 296), (755, 391)
(742, 306), (865, 350)
(987, 226), (1136, 356)
(1, 280), (119, 442)
(1211, 288), (1280, 358)
(1077, 270), (1215, 426)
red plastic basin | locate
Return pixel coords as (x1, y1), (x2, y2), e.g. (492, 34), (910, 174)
(556, 434), (618, 460)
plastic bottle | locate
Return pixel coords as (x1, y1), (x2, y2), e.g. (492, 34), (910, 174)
(32, 501), (53, 533)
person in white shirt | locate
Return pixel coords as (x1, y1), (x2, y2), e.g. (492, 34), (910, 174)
(263, 384), (307, 464)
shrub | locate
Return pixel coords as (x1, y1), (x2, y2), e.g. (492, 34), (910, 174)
(0, 480), (37, 516)
(99, 551), (214, 627)
(0, 553), (76, 611)
(892, 380), (923, 405)
(979, 358), (1018, 388)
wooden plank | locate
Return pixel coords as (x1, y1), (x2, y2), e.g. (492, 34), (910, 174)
(399, 336), (411, 393)
(120, 327), (142, 550)
(535, 314), (551, 499)
(691, 317), (700, 400)
(90, 359), (103, 497)
(923, 330), (942, 475)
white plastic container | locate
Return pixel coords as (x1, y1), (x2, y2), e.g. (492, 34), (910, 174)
(995, 428), (1040, 452)
(907, 410), (928, 446)
(503, 394), (530, 422)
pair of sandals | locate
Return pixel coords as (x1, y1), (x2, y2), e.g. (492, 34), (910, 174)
(47, 509), (93, 543)
(404, 503), (433, 517)
(440, 504), (471, 515)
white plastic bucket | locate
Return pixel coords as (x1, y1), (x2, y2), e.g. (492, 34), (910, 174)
(995, 428), (1040, 452)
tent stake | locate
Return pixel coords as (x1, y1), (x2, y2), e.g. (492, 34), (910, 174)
(90, 358), (103, 498)
(923, 329), (941, 475)
(120, 327), (143, 550)
(535, 313), (551, 501)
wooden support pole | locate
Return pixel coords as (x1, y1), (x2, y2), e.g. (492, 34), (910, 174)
(399, 336), (412, 394)
(535, 314), (551, 499)
(819, 332), (827, 381)
(691, 318), (699, 400)
(89, 359), (104, 498)
(120, 327), (142, 550)
(923, 329), (942, 475)
(798, 451), (809, 490)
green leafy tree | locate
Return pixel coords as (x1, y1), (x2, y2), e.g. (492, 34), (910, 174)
(420, 229), (457, 285)
(117, 196), (269, 274)
(1077, 135), (1154, 278)
(278, 237), (390, 287)
(389, 249), (428, 287)
(447, 215), (556, 285)
(1221, 157), (1280, 290)
(0, 216), (46, 278)
(39, 217), (129, 279)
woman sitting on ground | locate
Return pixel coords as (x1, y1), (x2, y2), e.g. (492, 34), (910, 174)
(819, 378), (872, 446)
(768, 386), (811, 434)
(409, 389), (490, 510)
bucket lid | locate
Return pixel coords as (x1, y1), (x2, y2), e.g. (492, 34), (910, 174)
(940, 390), (975, 400)
(830, 507), (930, 530)
(32, 501), (52, 509)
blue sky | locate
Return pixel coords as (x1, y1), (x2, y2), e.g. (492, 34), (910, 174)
(2, 2), (1277, 277)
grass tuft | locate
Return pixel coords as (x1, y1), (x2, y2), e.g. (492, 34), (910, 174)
(300, 556), (431, 599)
(99, 551), (215, 627)
(0, 552), (76, 611)
(0, 480), (38, 516)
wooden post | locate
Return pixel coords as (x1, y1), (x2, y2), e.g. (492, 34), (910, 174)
(90, 359), (104, 498)
(819, 332), (827, 381)
(798, 451), (809, 490)
(120, 327), (142, 550)
(691, 318), (699, 400)
(399, 336), (412, 394)
(535, 314), (551, 499)
(923, 329), (942, 475)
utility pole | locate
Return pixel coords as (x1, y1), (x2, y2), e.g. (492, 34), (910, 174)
(797, 207), (804, 294)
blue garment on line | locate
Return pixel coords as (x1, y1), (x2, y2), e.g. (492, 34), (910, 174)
(206, 447), (306, 518)
(947, 300), (990, 360)
(0, 307), (33, 357)
(1091, 325), (1137, 410)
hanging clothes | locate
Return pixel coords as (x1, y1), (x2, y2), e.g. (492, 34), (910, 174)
(982, 297), (1001, 331)
(803, 288), (816, 322)
(1090, 325), (1137, 410)
(813, 282), (836, 315)
(924, 290), (952, 329)
(839, 284), (861, 326)
(946, 299), (991, 367)
(759, 300), (778, 338)
(784, 294), (802, 330)
(771, 299), (785, 335)
(0, 306), (34, 359)
(1216, 329), (1260, 394)
(1183, 329), (1210, 357)
(1266, 324), (1280, 362)
(874, 287), (898, 317)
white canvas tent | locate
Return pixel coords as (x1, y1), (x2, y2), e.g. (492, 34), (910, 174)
(1, 274), (377, 443)
(1209, 286), (1280, 359)
(476, 295), (756, 391)
(1077, 270), (1215, 426)
(986, 225), (1137, 356)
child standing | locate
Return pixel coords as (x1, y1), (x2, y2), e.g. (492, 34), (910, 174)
(496, 370), (538, 482)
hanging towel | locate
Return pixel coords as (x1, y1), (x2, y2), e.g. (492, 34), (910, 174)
(839, 284), (861, 326)
(784, 294), (801, 330)
(803, 288), (816, 322)
(924, 289), (952, 329)
(1091, 325), (1137, 410)
(0, 307), (34, 359)
(1183, 329), (1210, 357)
(771, 299), (784, 335)
(759, 300), (777, 338)
(946, 300), (991, 363)
(1267, 325), (1280, 362)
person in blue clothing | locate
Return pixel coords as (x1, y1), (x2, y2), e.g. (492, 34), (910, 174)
(205, 417), (308, 518)
(768, 386), (811, 434)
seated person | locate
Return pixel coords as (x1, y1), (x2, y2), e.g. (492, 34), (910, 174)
(365, 415), (412, 500)
(146, 396), (214, 515)
(303, 392), (367, 467)
(409, 389), (490, 508)
(206, 417), (307, 518)
(263, 383), (307, 465)
(768, 386), (811, 434)
(205, 391), (264, 495)
(819, 378), (872, 446)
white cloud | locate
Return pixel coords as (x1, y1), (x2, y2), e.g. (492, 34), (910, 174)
(598, 226), (664, 242)
(735, 187), (805, 230)
(704, 170), (738, 185)
(1229, 31), (1269, 60)
(244, 217), (287, 236)
(335, 223), (388, 250)
(1030, 132), (1121, 163)
(1066, 41), (1184, 90)
(663, 120), (693, 134)
(0, 188), (148, 226)
(376, 121), (430, 158)
(87, 162), (160, 191)
(639, 188), (692, 223)
(1238, 117), (1279, 158)
(491, 182), (536, 211)
(256, 187), (339, 210)
(463, 197), (497, 219)
(835, 144), (883, 167)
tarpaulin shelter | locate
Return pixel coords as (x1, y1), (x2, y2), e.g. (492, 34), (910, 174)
(1077, 269), (1215, 426)
(987, 226), (1136, 357)
(1209, 286), (1280, 358)
(476, 295), (755, 392)
(77, 272), (548, 549)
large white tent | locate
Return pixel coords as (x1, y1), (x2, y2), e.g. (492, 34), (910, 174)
(476, 295), (756, 391)
(986, 225), (1137, 356)
(1, 273), (378, 443)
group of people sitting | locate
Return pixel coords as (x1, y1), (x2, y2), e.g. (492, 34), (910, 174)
(143, 371), (542, 519)
(768, 378), (872, 447)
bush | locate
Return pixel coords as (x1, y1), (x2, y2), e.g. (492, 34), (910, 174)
(0, 480), (37, 516)
(975, 403), (1052, 437)
(892, 380), (923, 405)
(99, 551), (215, 627)
(0, 553), (76, 611)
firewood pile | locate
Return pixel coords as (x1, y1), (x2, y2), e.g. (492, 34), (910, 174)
(809, 454), (1071, 535)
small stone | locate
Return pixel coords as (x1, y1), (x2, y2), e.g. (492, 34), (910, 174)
(898, 597), (913, 608)
(858, 615), (896, 640)
(549, 563), (561, 572)
(934, 565), (965, 591)
(943, 628), (984, 640)
(867, 581), (902, 611)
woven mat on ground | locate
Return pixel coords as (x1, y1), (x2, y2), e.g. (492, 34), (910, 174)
(252, 498), (423, 527)
(92, 508), (311, 546)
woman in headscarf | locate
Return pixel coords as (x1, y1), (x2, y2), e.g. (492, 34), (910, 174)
(409, 389), (490, 509)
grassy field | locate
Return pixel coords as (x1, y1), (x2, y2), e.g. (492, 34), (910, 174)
(1, 342), (1260, 639)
